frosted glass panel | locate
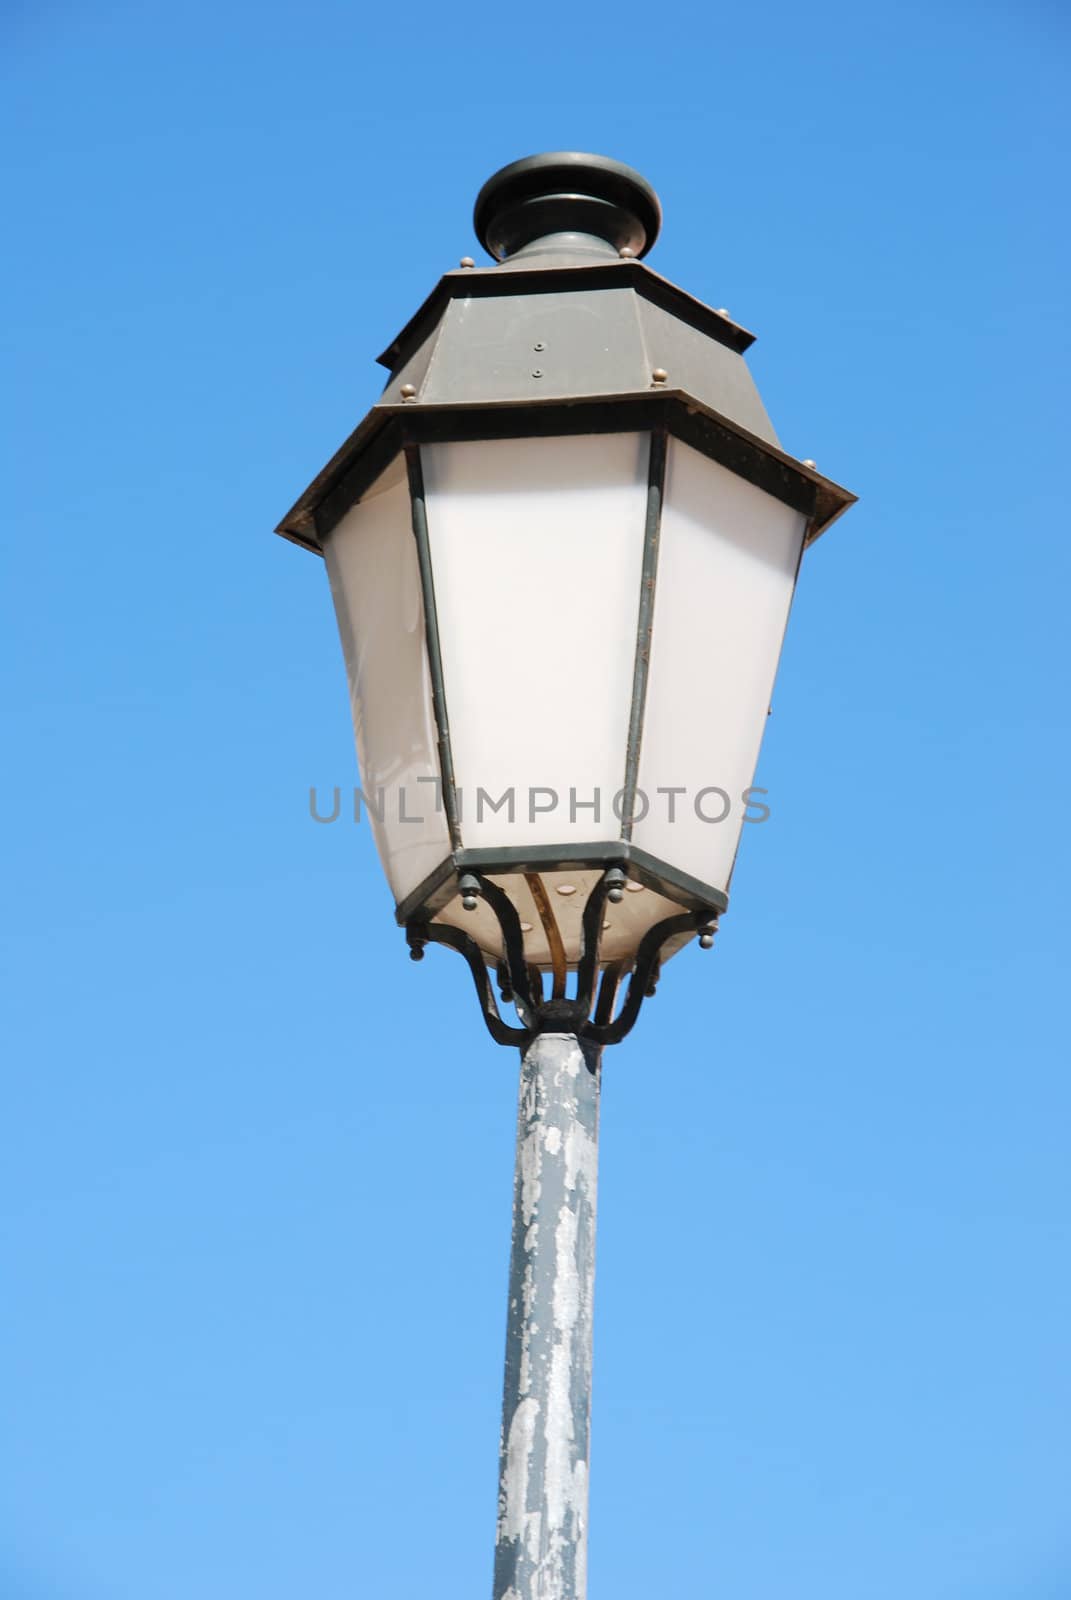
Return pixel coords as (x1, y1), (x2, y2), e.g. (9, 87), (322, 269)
(422, 434), (648, 850)
(324, 457), (450, 902)
(633, 439), (806, 893)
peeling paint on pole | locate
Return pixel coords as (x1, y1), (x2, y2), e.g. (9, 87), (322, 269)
(494, 1032), (601, 1600)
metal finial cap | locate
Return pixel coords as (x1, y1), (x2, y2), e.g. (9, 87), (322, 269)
(474, 151), (662, 262)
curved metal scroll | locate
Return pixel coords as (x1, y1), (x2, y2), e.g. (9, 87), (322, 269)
(406, 871), (719, 1050)
(583, 911), (697, 1046)
(406, 921), (528, 1048)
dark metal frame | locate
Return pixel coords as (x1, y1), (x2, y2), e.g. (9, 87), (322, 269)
(620, 426), (666, 840)
(406, 867), (719, 1049)
(403, 443), (462, 849)
(278, 392), (855, 557)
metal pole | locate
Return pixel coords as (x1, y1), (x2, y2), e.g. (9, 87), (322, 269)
(493, 1031), (602, 1600)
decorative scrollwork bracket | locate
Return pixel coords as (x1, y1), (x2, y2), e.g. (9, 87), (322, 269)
(405, 869), (719, 1049)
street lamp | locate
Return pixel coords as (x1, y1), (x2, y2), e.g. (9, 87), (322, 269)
(277, 151), (855, 1600)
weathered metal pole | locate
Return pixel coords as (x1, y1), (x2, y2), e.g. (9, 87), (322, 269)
(493, 1031), (602, 1600)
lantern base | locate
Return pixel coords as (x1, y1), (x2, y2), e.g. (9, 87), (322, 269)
(405, 866), (719, 1049)
(395, 839), (729, 928)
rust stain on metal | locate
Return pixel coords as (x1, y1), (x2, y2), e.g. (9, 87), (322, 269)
(525, 872), (568, 1000)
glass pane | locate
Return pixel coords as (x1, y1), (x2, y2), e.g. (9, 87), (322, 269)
(422, 433), (648, 851)
(323, 456), (451, 903)
(633, 438), (807, 895)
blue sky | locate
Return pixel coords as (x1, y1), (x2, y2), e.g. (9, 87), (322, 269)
(2, 1), (1069, 1596)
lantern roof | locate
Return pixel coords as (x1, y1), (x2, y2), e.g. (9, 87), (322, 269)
(276, 154), (855, 554)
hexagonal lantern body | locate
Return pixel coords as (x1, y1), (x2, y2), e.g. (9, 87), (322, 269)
(277, 154), (855, 1044)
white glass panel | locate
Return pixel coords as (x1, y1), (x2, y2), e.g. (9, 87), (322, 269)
(422, 434), (648, 850)
(323, 456), (450, 903)
(633, 439), (807, 894)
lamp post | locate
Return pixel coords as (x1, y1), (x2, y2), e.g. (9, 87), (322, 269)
(276, 151), (855, 1600)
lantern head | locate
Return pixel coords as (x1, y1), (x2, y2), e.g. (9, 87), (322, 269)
(276, 153), (855, 1044)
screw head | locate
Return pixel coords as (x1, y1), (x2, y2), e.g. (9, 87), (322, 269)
(533, 342), (545, 351)
(604, 867), (627, 904)
(459, 256), (476, 268)
(619, 245), (636, 259)
(399, 382), (417, 401)
(802, 458), (817, 470)
(716, 308), (731, 318)
(531, 368), (543, 378)
(651, 367), (668, 385)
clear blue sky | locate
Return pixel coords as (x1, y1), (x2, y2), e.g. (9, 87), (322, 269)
(3, 2), (1069, 1596)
